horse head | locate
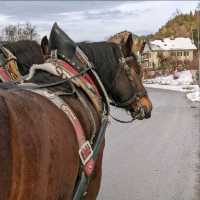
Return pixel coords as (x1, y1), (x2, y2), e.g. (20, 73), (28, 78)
(41, 23), (152, 120)
(107, 31), (152, 120)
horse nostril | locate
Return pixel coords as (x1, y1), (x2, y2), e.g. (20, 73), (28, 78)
(145, 112), (151, 119)
(134, 105), (152, 120)
(144, 107), (151, 119)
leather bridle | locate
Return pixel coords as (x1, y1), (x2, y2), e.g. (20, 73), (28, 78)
(110, 55), (147, 109)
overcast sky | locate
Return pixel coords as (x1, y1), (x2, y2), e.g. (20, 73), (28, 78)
(0, 1), (198, 41)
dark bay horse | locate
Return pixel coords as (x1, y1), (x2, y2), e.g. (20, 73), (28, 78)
(0, 39), (45, 83)
(0, 25), (152, 200)
(1, 40), (45, 76)
(0, 30), (140, 82)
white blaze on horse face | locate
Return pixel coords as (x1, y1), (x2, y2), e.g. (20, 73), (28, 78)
(130, 95), (152, 120)
(138, 96), (152, 115)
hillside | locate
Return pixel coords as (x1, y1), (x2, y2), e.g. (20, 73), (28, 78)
(133, 10), (199, 52)
(153, 10), (199, 43)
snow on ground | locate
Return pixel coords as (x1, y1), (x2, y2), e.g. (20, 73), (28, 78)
(186, 88), (200, 102)
(144, 70), (200, 102)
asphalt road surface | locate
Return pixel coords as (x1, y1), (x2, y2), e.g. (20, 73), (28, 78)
(98, 88), (200, 200)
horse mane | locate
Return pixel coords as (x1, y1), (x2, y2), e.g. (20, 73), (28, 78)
(78, 42), (122, 86)
(2, 40), (45, 75)
(79, 41), (141, 78)
(25, 41), (123, 96)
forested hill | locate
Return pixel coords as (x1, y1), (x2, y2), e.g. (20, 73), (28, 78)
(133, 10), (199, 52)
(152, 10), (199, 43)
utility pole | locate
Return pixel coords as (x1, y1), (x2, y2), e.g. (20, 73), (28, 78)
(198, 3), (200, 86)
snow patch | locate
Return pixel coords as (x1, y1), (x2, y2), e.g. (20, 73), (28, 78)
(144, 70), (200, 102)
(186, 88), (200, 102)
(151, 37), (197, 51)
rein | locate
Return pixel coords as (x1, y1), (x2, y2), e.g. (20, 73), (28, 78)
(17, 67), (91, 90)
(110, 113), (134, 123)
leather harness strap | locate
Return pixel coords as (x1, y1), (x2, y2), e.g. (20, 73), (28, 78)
(0, 46), (22, 81)
(27, 59), (103, 114)
(25, 58), (104, 177)
(29, 88), (95, 177)
(75, 89), (97, 145)
(0, 67), (10, 82)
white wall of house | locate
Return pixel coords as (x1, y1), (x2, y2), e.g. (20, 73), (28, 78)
(143, 50), (195, 68)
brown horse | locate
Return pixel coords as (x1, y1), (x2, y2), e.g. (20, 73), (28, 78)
(0, 24), (152, 200)
(0, 32), (140, 82)
(0, 39), (45, 83)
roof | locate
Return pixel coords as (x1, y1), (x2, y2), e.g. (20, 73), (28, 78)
(143, 37), (197, 52)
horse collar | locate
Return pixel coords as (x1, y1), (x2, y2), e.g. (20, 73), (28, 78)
(0, 46), (22, 81)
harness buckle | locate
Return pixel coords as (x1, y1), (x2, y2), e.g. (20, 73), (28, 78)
(79, 141), (93, 165)
(119, 57), (126, 64)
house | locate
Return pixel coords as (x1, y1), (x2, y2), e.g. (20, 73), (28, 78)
(142, 37), (197, 69)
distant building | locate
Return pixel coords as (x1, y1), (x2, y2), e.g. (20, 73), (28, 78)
(141, 37), (197, 69)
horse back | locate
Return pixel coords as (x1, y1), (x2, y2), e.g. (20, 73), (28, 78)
(0, 90), (80, 200)
(0, 95), (12, 200)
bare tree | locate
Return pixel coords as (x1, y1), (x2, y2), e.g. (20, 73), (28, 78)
(23, 23), (38, 40)
(1, 23), (39, 41)
(5, 25), (17, 41)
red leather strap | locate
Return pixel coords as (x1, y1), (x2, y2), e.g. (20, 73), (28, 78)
(56, 59), (100, 96)
(0, 67), (11, 81)
(60, 103), (95, 176)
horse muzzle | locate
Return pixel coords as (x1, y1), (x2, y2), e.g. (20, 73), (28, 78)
(131, 96), (152, 120)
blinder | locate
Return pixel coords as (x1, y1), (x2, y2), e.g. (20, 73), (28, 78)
(0, 46), (21, 81)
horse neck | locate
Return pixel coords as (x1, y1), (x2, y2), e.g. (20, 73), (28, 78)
(78, 42), (146, 105)
(78, 42), (120, 95)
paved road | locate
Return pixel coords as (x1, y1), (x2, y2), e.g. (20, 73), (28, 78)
(98, 88), (200, 200)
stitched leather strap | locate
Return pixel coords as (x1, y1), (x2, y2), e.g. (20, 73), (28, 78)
(28, 88), (95, 176)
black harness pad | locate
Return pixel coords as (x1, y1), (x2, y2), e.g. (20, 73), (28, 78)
(49, 23), (76, 59)
(49, 23), (88, 71)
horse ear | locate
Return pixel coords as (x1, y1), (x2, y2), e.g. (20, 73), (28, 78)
(41, 36), (49, 56)
(140, 41), (146, 54)
(124, 33), (133, 56)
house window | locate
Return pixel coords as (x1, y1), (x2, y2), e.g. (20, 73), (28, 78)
(143, 53), (148, 60)
(184, 51), (189, 56)
(145, 62), (149, 68)
(177, 51), (182, 56)
(171, 51), (176, 56)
